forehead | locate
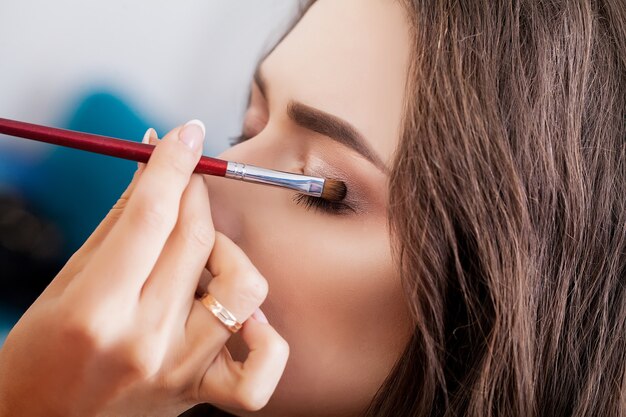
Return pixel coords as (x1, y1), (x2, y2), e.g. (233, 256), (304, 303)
(261, 0), (411, 164)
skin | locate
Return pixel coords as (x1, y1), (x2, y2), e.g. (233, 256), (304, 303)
(0, 124), (288, 417)
(208, 0), (413, 415)
(0, 0), (412, 416)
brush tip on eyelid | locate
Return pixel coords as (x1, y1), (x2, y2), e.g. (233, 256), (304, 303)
(321, 179), (347, 201)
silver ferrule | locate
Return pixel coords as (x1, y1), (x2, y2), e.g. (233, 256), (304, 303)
(225, 162), (324, 197)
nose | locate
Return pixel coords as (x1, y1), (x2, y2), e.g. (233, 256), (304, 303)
(203, 145), (246, 243)
(203, 134), (283, 244)
(204, 127), (307, 245)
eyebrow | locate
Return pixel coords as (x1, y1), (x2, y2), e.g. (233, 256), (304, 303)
(253, 66), (387, 173)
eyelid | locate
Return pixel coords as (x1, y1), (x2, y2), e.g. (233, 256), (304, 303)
(299, 164), (360, 206)
(238, 83), (269, 140)
(250, 80), (267, 106)
(302, 160), (372, 214)
(243, 106), (268, 136)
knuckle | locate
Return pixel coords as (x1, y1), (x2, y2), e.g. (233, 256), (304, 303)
(111, 195), (129, 212)
(58, 309), (104, 351)
(182, 221), (215, 250)
(131, 195), (176, 232)
(118, 337), (162, 379)
(56, 301), (164, 381)
(233, 268), (268, 305)
(272, 337), (290, 359)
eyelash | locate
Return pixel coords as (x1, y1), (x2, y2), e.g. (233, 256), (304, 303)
(292, 193), (354, 216)
(229, 132), (250, 146)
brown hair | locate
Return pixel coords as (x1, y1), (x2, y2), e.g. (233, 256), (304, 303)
(189, 1), (625, 416)
(372, 0), (626, 416)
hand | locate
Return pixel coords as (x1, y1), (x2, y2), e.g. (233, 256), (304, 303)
(0, 122), (288, 417)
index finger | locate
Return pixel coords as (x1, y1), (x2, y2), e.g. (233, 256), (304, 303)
(78, 120), (206, 296)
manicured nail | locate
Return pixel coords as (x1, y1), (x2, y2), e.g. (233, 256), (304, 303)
(179, 119), (205, 150)
(252, 308), (269, 324)
(142, 127), (156, 144)
(139, 128), (157, 169)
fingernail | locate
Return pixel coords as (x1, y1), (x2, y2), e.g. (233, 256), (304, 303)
(139, 128), (157, 169)
(142, 127), (156, 144)
(252, 308), (269, 324)
(179, 119), (206, 150)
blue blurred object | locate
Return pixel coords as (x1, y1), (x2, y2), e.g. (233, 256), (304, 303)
(0, 89), (162, 342)
(0, 306), (20, 345)
(22, 90), (163, 257)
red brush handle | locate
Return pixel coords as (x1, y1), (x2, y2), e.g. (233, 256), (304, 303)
(0, 117), (228, 176)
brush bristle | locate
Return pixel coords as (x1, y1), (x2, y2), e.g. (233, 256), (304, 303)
(320, 179), (347, 201)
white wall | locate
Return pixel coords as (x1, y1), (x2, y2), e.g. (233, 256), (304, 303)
(0, 0), (300, 156)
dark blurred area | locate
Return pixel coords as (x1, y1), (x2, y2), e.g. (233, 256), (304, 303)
(0, 194), (64, 311)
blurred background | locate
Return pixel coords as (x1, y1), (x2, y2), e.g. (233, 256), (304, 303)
(0, 0), (300, 345)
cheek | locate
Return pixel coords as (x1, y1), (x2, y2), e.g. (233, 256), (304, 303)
(235, 209), (412, 413)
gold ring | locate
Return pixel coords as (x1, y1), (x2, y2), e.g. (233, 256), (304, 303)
(199, 293), (243, 333)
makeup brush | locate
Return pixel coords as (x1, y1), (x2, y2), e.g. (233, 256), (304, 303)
(0, 117), (347, 202)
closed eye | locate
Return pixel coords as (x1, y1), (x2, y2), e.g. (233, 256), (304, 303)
(292, 193), (355, 215)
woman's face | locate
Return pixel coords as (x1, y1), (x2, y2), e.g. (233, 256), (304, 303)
(204, 0), (412, 415)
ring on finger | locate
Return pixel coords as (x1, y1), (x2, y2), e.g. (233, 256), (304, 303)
(199, 293), (243, 333)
